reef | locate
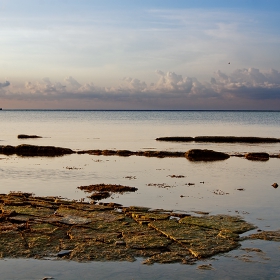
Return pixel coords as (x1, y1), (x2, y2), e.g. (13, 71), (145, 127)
(0, 192), (270, 265)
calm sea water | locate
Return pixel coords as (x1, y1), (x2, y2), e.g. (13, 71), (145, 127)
(0, 110), (280, 279)
(1, 110), (280, 152)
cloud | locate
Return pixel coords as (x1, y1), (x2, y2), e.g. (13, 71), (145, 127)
(1, 68), (280, 109)
(65, 76), (82, 89)
(212, 68), (280, 100)
(0, 81), (10, 88)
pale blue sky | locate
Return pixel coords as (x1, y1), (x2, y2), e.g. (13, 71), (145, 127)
(0, 0), (280, 109)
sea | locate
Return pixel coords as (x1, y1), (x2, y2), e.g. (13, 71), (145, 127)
(0, 110), (280, 279)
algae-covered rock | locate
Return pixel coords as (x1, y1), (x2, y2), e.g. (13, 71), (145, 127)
(0, 192), (271, 264)
(179, 215), (256, 234)
(149, 220), (239, 258)
(247, 230), (280, 241)
(78, 184), (138, 201)
(124, 230), (171, 249)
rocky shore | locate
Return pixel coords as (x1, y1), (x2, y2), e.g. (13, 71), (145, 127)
(0, 144), (279, 160)
(3, 192), (279, 264)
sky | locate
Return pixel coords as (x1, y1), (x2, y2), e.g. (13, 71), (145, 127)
(1, 0), (280, 110)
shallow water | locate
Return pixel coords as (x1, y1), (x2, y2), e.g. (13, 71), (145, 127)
(0, 110), (280, 279)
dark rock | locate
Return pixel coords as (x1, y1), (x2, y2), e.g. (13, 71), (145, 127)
(194, 136), (280, 143)
(0, 144), (74, 157)
(17, 134), (42, 139)
(89, 192), (111, 200)
(156, 136), (280, 143)
(185, 149), (230, 161)
(156, 137), (194, 142)
(272, 183), (278, 189)
(116, 150), (134, 157)
(78, 184), (138, 193)
(102, 150), (117, 156)
(0, 145), (16, 155)
(245, 152), (269, 161)
(143, 151), (185, 158)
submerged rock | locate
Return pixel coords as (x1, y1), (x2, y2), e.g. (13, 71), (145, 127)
(246, 230), (280, 241)
(78, 184), (138, 193)
(185, 149), (230, 161)
(78, 184), (138, 201)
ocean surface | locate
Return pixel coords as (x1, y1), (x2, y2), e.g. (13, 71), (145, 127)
(0, 110), (280, 279)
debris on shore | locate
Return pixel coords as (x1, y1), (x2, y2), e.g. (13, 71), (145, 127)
(0, 192), (267, 264)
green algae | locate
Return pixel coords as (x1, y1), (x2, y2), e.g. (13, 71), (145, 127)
(246, 230), (280, 242)
(0, 192), (277, 265)
(179, 215), (256, 234)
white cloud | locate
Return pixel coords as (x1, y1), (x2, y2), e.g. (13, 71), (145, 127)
(1, 68), (280, 109)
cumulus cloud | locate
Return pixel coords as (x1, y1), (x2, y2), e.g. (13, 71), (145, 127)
(212, 68), (280, 100)
(65, 76), (82, 89)
(0, 81), (10, 88)
(121, 77), (147, 92)
(1, 68), (280, 109)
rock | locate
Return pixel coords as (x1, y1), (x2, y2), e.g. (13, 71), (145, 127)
(17, 134), (42, 139)
(116, 150), (134, 157)
(194, 136), (280, 143)
(245, 152), (269, 161)
(272, 183), (278, 189)
(89, 191), (111, 200)
(185, 149), (230, 161)
(156, 137), (194, 142)
(156, 136), (280, 143)
(78, 184), (138, 193)
(102, 150), (117, 156)
(0, 144), (74, 156)
(57, 249), (72, 257)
